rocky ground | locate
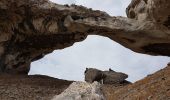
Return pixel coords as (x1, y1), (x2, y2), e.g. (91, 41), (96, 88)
(101, 64), (170, 100)
(0, 74), (72, 100)
(0, 63), (169, 100)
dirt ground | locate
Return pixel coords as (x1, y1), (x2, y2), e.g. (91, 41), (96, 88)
(0, 74), (72, 100)
(101, 64), (170, 100)
(0, 64), (169, 100)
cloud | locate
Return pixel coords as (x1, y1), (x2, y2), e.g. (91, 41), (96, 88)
(50, 0), (131, 16)
(29, 0), (170, 82)
(50, 0), (76, 5)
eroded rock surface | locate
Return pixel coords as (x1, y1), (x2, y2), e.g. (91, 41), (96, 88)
(0, 0), (169, 99)
(52, 81), (105, 100)
(0, 0), (169, 73)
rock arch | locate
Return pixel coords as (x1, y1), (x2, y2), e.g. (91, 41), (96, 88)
(0, 0), (169, 74)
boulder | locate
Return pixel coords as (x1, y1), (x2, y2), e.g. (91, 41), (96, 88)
(52, 81), (105, 100)
(103, 70), (128, 84)
(84, 68), (129, 84)
(84, 68), (105, 83)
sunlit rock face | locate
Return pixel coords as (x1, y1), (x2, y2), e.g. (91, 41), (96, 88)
(52, 82), (105, 100)
(127, 0), (170, 25)
(0, 0), (169, 74)
(125, 0), (170, 56)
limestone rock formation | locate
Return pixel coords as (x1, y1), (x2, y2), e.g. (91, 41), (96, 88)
(84, 68), (129, 84)
(0, 0), (169, 74)
(52, 81), (105, 100)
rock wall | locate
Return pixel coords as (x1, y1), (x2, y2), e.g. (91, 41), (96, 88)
(0, 0), (169, 73)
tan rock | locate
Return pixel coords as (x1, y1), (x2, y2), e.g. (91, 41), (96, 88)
(52, 81), (105, 100)
(0, 0), (169, 73)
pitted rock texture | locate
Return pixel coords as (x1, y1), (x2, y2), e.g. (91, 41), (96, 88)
(0, 0), (170, 74)
(52, 81), (105, 100)
(126, 0), (170, 26)
(0, 0), (108, 74)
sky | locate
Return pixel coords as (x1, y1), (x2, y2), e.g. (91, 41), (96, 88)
(29, 0), (170, 82)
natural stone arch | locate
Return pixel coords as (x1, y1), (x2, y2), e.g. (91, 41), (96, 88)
(0, 0), (169, 74)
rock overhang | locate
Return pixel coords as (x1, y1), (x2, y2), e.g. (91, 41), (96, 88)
(0, 0), (169, 74)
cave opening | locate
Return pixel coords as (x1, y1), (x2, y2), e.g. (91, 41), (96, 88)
(29, 35), (170, 82)
(27, 0), (170, 82)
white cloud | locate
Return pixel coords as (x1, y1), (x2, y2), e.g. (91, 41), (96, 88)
(50, 0), (76, 5)
(50, 0), (131, 16)
(29, 0), (170, 82)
